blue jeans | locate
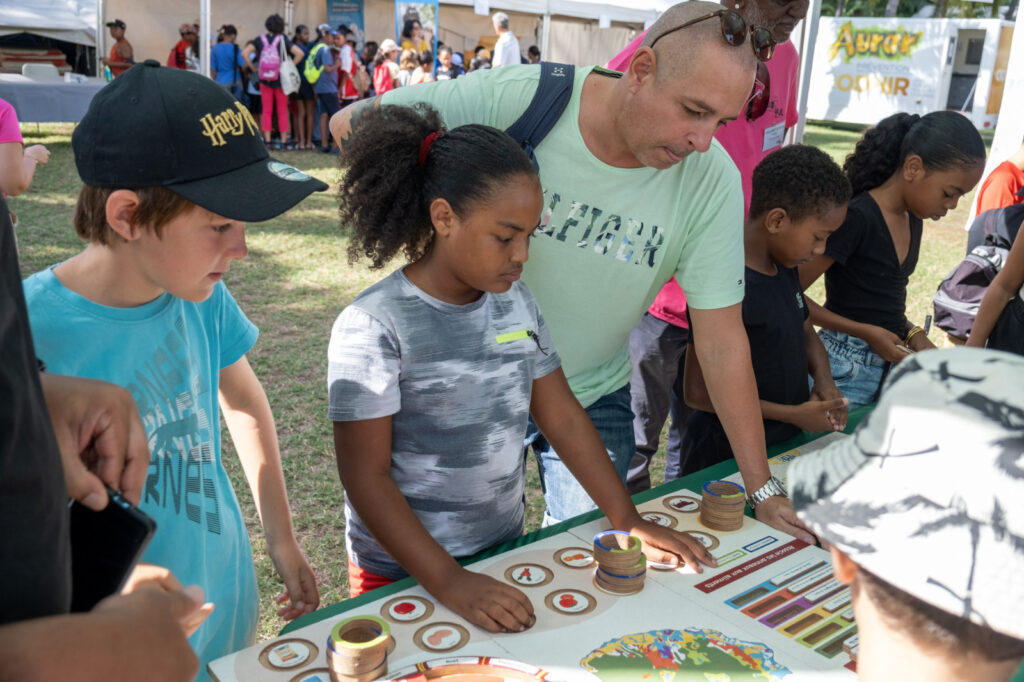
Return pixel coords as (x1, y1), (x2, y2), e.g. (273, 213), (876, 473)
(524, 384), (634, 524)
(818, 328), (887, 410)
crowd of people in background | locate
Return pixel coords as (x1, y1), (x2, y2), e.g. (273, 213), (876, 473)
(112, 10), (542, 151)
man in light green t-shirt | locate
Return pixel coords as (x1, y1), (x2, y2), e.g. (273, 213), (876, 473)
(330, 1), (818, 544)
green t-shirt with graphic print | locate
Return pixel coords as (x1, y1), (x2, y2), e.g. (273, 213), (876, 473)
(383, 64), (744, 408)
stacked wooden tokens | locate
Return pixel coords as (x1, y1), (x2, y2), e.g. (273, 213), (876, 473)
(699, 480), (746, 531)
(326, 615), (391, 682)
(592, 530), (646, 595)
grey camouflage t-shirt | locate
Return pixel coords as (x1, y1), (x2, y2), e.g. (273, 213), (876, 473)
(327, 269), (562, 579)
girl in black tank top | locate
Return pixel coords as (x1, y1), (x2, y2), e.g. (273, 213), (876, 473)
(797, 111), (985, 408)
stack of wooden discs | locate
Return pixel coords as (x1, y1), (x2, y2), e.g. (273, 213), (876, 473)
(699, 480), (746, 531)
(592, 530), (646, 595)
(326, 615), (391, 682)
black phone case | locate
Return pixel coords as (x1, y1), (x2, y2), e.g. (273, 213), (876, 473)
(69, 488), (156, 612)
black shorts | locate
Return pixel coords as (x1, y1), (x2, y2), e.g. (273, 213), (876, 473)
(316, 91), (341, 116)
(291, 78), (315, 101)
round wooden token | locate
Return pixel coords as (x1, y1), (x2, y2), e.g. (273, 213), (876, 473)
(380, 595), (434, 624)
(504, 563), (554, 587)
(699, 480), (746, 531)
(553, 547), (595, 569)
(593, 530), (640, 552)
(412, 622), (471, 653)
(328, 616), (391, 676)
(544, 589), (597, 615)
(258, 638), (317, 671)
(330, 615), (391, 653)
(593, 531), (643, 569)
(327, 649), (388, 682)
(592, 574), (644, 596)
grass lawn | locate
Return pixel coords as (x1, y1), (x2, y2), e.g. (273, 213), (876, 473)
(9, 121), (988, 642)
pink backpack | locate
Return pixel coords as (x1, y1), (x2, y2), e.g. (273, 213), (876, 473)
(258, 34), (282, 80)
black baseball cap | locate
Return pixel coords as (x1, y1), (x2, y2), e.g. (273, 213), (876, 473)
(72, 60), (328, 222)
(105, 19), (126, 29)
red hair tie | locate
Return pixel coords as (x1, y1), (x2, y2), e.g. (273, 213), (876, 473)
(418, 131), (441, 167)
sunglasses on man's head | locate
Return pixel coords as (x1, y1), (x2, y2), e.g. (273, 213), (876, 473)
(746, 60), (771, 120)
(649, 9), (775, 62)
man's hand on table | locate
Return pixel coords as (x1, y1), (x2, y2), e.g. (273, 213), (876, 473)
(754, 495), (817, 545)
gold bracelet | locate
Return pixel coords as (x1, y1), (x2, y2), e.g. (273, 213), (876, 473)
(905, 326), (926, 346)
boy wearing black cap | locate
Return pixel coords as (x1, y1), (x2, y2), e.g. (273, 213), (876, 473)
(22, 61), (328, 677)
(100, 19), (133, 77)
(790, 348), (1024, 681)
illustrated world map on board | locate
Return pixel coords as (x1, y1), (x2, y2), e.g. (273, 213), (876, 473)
(581, 627), (791, 681)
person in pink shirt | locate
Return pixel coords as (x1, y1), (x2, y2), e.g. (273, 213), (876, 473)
(617, 0), (809, 492)
(0, 97), (49, 227)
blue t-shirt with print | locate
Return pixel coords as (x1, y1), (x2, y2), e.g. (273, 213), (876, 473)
(23, 270), (259, 680)
(210, 42), (244, 84)
(313, 43), (338, 94)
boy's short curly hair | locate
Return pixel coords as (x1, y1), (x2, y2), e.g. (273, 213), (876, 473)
(748, 145), (851, 223)
(73, 185), (194, 245)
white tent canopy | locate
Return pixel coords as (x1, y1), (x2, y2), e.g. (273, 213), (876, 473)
(443, 0), (670, 24)
(1, 0), (669, 69)
(0, 0), (97, 46)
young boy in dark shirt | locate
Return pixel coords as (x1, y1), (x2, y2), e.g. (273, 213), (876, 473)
(681, 145), (852, 476)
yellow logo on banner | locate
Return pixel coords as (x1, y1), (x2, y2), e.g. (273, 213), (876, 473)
(828, 22), (922, 62)
(199, 102), (260, 146)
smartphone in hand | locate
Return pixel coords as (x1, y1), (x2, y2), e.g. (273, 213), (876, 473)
(69, 487), (156, 612)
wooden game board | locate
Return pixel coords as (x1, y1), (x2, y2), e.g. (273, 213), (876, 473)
(210, 433), (857, 682)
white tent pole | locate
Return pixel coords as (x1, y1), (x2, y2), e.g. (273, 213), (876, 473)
(200, 0), (211, 77)
(792, 0), (821, 144)
(968, 22), (1024, 223)
(97, 0), (105, 77)
(541, 1), (551, 60)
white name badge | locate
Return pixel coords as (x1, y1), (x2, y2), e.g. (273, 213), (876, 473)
(762, 121), (785, 152)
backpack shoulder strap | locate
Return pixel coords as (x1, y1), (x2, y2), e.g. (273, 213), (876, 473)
(504, 62), (575, 169)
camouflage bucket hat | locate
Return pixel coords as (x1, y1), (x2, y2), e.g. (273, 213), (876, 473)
(789, 347), (1024, 640)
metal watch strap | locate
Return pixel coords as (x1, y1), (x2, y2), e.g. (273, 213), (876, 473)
(747, 476), (787, 511)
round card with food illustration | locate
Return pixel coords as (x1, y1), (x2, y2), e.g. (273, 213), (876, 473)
(553, 547), (595, 569)
(505, 563), (553, 587)
(381, 595), (434, 624)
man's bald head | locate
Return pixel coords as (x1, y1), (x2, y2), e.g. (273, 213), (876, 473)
(640, 1), (756, 82)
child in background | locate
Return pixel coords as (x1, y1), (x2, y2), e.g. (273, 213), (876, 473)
(799, 111), (986, 409)
(682, 145), (851, 475)
(328, 103), (715, 633)
(22, 62), (326, 677)
(789, 348), (1024, 682)
(966, 221), (1024, 355)
(372, 39), (400, 94)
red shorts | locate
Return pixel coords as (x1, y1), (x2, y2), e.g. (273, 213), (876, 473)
(347, 559), (395, 597)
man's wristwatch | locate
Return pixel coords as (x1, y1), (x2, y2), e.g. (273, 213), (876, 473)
(747, 476), (787, 511)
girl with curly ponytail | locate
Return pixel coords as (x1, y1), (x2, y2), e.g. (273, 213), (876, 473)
(798, 111), (986, 409)
(327, 103), (716, 634)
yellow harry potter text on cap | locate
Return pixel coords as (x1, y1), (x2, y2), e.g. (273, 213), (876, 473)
(199, 101), (260, 147)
